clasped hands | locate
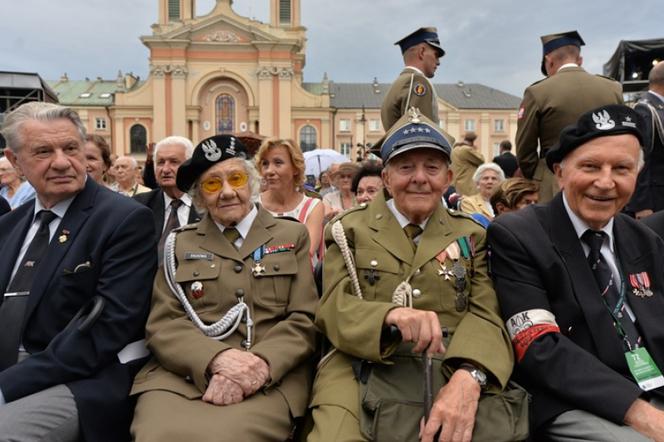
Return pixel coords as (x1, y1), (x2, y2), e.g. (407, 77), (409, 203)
(385, 307), (481, 442)
(202, 349), (270, 406)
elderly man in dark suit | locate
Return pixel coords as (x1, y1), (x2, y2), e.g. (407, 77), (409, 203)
(134, 135), (201, 263)
(0, 102), (157, 441)
(489, 104), (664, 441)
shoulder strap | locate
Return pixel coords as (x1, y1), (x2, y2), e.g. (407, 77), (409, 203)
(331, 220), (363, 299)
(404, 73), (415, 113)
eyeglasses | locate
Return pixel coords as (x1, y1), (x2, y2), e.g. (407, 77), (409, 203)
(200, 172), (249, 193)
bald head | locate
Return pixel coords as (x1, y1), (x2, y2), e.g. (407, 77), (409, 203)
(649, 61), (664, 94)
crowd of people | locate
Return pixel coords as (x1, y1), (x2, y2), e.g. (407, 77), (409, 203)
(2, 25), (664, 442)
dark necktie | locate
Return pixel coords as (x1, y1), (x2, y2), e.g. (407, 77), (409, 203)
(158, 199), (182, 264)
(581, 229), (641, 350)
(404, 223), (423, 251)
(0, 210), (57, 369)
(223, 227), (241, 249)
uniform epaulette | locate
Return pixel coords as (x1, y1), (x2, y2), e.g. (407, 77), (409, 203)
(595, 74), (619, 82)
(446, 208), (487, 228)
(173, 223), (197, 232)
(330, 203), (369, 224)
(528, 77), (548, 87)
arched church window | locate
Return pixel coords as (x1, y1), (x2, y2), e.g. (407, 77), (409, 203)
(216, 94), (235, 134)
(299, 125), (317, 152)
(130, 124), (147, 154)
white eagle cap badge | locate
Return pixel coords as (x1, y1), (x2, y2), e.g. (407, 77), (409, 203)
(201, 139), (222, 161)
(592, 110), (616, 130)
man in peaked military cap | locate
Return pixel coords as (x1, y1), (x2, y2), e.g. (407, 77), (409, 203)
(381, 27), (448, 134)
(130, 134), (318, 441)
(516, 30), (623, 204)
(308, 108), (515, 442)
(490, 104), (664, 441)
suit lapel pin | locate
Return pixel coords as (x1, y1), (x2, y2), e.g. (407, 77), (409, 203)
(191, 281), (204, 299)
(629, 272), (653, 298)
(58, 229), (70, 244)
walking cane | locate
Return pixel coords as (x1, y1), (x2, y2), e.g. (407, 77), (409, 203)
(424, 327), (448, 439)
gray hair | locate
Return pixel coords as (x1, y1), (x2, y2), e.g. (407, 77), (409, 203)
(473, 162), (505, 184)
(116, 155), (139, 169)
(190, 159), (261, 214)
(1, 102), (86, 152)
(154, 136), (194, 163)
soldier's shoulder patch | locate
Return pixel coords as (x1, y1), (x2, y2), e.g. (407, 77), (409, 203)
(413, 82), (427, 96)
(446, 209), (487, 228)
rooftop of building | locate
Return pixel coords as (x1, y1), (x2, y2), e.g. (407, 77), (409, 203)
(46, 73), (520, 110)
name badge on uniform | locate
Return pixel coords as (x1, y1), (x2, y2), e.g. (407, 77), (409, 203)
(625, 347), (664, 391)
(185, 252), (214, 261)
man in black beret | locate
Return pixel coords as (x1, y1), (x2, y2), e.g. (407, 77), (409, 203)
(515, 30), (623, 204)
(489, 104), (664, 440)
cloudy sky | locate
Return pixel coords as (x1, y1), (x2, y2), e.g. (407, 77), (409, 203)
(3, 0), (661, 96)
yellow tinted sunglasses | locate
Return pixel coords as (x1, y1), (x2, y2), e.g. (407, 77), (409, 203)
(200, 172), (249, 193)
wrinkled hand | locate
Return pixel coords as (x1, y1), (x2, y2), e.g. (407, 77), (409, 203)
(202, 373), (244, 406)
(208, 349), (270, 396)
(624, 398), (664, 441)
(420, 369), (480, 442)
(384, 307), (445, 355)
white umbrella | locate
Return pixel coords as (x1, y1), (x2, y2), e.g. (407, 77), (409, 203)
(303, 149), (348, 177)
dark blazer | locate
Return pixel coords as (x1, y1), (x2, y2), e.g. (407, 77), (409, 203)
(133, 188), (201, 240)
(0, 196), (9, 216)
(642, 210), (664, 240)
(492, 151), (518, 178)
(488, 193), (664, 433)
(0, 179), (157, 441)
(626, 92), (664, 213)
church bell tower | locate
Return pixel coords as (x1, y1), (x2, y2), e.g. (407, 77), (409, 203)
(158, 0), (196, 24)
(270, 0), (300, 28)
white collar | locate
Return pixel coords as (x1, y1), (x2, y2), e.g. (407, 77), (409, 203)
(34, 194), (76, 221)
(215, 204), (258, 240)
(557, 63), (579, 73)
(562, 193), (615, 253)
(163, 191), (192, 209)
(386, 198), (429, 230)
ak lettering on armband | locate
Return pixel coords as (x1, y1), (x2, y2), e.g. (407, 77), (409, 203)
(506, 309), (560, 362)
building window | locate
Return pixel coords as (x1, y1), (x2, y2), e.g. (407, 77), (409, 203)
(494, 119), (505, 132)
(493, 142), (502, 156)
(130, 124), (147, 154)
(279, 0), (291, 25)
(168, 0), (180, 20)
(340, 142), (352, 157)
(339, 119), (351, 132)
(368, 119), (381, 132)
(216, 94), (235, 134)
(464, 119), (476, 132)
(95, 118), (107, 130)
(300, 125), (317, 152)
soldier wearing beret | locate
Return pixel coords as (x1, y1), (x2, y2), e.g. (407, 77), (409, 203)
(489, 104), (664, 440)
(381, 27), (446, 133)
(516, 30), (623, 204)
(130, 135), (318, 441)
(307, 108), (515, 442)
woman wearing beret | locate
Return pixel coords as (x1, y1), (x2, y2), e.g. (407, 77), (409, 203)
(131, 135), (319, 441)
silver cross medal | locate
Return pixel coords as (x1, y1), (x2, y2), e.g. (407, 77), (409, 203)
(438, 265), (453, 280)
(252, 262), (265, 277)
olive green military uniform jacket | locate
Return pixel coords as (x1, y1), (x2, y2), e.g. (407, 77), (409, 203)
(382, 67), (440, 132)
(310, 194), (513, 416)
(132, 207), (318, 418)
(516, 66), (623, 202)
(451, 144), (485, 196)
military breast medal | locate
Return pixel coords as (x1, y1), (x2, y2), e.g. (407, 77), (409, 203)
(629, 272), (653, 298)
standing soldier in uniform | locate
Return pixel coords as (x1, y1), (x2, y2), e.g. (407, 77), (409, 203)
(381, 27), (445, 132)
(516, 30), (623, 203)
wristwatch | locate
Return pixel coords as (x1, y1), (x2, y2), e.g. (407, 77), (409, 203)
(459, 363), (488, 389)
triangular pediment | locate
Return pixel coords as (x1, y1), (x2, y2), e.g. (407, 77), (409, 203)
(163, 15), (283, 45)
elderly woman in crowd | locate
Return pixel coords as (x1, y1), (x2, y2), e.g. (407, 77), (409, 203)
(489, 177), (539, 217)
(0, 156), (35, 208)
(84, 134), (112, 185)
(351, 161), (384, 204)
(459, 162), (505, 222)
(255, 138), (324, 259)
(322, 162), (359, 220)
(308, 109), (515, 442)
(130, 135), (318, 441)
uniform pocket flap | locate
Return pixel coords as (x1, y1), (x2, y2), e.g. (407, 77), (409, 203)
(260, 252), (298, 276)
(174, 260), (221, 282)
(355, 248), (399, 274)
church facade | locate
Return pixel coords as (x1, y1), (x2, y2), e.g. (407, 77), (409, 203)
(48, 0), (520, 162)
